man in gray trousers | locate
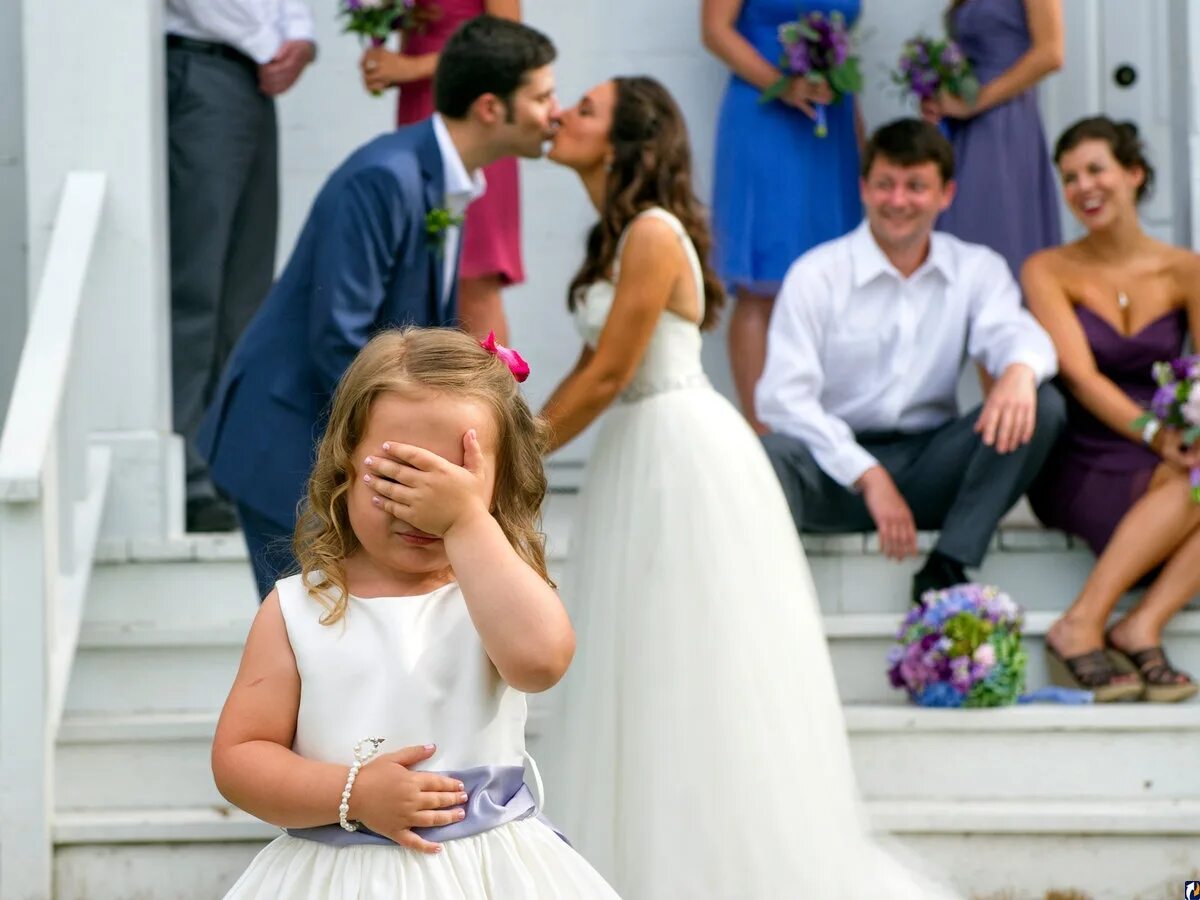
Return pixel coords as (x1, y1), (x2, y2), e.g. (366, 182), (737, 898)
(165, 0), (316, 532)
(757, 119), (1066, 605)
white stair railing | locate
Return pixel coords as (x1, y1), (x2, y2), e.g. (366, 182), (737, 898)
(0, 172), (112, 900)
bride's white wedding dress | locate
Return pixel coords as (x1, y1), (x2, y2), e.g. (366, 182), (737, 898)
(544, 208), (960, 899)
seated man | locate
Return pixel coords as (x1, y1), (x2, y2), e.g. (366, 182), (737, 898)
(757, 118), (1066, 604)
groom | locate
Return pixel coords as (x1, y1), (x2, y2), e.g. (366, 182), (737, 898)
(197, 16), (559, 598)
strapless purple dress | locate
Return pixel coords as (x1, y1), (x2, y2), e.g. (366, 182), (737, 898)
(1029, 305), (1188, 555)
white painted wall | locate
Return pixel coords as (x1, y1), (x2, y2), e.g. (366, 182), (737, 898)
(20, 0), (182, 540)
(0, 0), (26, 418)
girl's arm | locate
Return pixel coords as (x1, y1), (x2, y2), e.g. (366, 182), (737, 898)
(361, 1), (520, 92)
(365, 435), (576, 693)
(1021, 252), (1146, 443)
(942, 0), (1063, 116)
(211, 592), (465, 851)
(445, 488), (575, 693)
(540, 216), (681, 451)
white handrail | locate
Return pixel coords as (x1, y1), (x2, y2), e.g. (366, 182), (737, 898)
(0, 170), (110, 900)
(0, 171), (106, 501)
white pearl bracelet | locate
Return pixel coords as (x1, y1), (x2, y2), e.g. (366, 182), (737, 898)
(339, 737), (385, 832)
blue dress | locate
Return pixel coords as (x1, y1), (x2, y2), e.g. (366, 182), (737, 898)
(710, 0), (863, 293)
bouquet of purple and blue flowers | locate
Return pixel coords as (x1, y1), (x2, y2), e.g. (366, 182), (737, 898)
(893, 35), (979, 108)
(1135, 354), (1200, 502)
(760, 10), (862, 138)
(888, 584), (1027, 708)
(339, 0), (421, 47)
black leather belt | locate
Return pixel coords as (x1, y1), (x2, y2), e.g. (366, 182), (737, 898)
(166, 34), (257, 70)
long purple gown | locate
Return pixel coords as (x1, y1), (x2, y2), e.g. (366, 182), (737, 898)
(1029, 306), (1188, 555)
(938, 0), (1061, 276)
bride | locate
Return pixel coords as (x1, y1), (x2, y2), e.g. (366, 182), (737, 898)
(539, 76), (961, 899)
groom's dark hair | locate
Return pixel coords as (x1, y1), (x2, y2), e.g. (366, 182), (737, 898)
(435, 16), (556, 119)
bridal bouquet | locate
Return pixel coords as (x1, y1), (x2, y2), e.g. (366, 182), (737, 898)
(893, 35), (979, 107)
(1135, 353), (1200, 502)
(339, 0), (421, 46)
(760, 9), (862, 137)
(888, 584), (1027, 708)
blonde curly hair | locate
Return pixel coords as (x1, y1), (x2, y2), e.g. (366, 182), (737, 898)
(294, 327), (551, 624)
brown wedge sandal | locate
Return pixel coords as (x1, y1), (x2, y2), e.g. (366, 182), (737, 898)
(1045, 644), (1144, 702)
(1105, 643), (1199, 703)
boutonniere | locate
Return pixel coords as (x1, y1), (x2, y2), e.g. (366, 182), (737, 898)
(425, 206), (464, 253)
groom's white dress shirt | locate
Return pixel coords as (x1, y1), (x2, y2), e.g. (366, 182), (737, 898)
(756, 221), (1058, 488)
(432, 114), (488, 311)
(166, 0), (315, 64)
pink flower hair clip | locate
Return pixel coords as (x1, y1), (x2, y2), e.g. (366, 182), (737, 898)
(480, 331), (531, 383)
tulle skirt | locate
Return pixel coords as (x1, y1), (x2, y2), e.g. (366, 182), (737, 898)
(543, 384), (960, 899)
(223, 819), (619, 899)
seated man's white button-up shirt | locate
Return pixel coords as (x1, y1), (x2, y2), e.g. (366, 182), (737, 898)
(756, 221), (1058, 488)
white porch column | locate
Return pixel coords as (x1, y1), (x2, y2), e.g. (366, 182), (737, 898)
(22, 0), (183, 539)
(0, 1), (27, 418)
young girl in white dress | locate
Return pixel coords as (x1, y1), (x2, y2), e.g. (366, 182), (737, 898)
(212, 327), (620, 899)
(527, 76), (963, 898)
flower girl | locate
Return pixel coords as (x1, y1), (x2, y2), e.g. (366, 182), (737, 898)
(213, 327), (619, 898)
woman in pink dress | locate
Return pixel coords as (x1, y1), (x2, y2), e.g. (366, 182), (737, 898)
(361, 1), (523, 343)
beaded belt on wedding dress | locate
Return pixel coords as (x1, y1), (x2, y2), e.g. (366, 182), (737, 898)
(618, 372), (711, 403)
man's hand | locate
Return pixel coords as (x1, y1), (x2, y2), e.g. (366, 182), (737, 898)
(856, 466), (918, 561)
(259, 39), (315, 97)
(976, 363), (1038, 454)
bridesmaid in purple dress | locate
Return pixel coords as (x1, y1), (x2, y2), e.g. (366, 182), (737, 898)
(1025, 118), (1200, 703)
(924, 0), (1062, 277)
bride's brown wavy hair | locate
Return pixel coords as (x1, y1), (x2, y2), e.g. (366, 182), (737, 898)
(294, 327), (551, 625)
(567, 76), (726, 330)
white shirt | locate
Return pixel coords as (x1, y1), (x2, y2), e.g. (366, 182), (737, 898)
(166, 0), (315, 65)
(431, 114), (487, 311)
(756, 221), (1058, 488)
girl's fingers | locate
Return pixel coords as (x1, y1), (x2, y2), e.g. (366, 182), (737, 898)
(380, 442), (442, 471)
(394, 829), (442, 855)
(363, 456), (420, 487)
(462, 429), (485, 478)
(372, 494), (409, 519)
(419, 790), (469, 810)
(414, 773), (465, 794)
(410, 808), (467, 828)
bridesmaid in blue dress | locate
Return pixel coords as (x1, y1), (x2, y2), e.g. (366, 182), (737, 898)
(703, 0), (863, 432)
(1024, 118), (1200, 703)
(924, 0), (1063, 277)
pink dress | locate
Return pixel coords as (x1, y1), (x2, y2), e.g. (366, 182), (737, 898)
(397, 1), (524, 285)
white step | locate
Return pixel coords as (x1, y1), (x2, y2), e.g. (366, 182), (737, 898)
(57, 704), (1200, 812)
(846, 705), (1200, 802)
(50, 801), (1200, 900)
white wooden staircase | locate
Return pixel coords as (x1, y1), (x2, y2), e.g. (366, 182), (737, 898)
(43, 493), (1200, 900)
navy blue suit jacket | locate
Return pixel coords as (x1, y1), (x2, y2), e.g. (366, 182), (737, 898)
(197, 119), (459, 527)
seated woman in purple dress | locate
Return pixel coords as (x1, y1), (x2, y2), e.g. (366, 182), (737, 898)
(1025, 117), (1200, 703)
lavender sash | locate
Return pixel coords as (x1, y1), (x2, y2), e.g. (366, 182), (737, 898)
(286, 764), (564, 847)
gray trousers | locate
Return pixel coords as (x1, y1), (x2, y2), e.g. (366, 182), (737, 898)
(167, 44), (278, 501)
(762, 383), (1067, 567)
